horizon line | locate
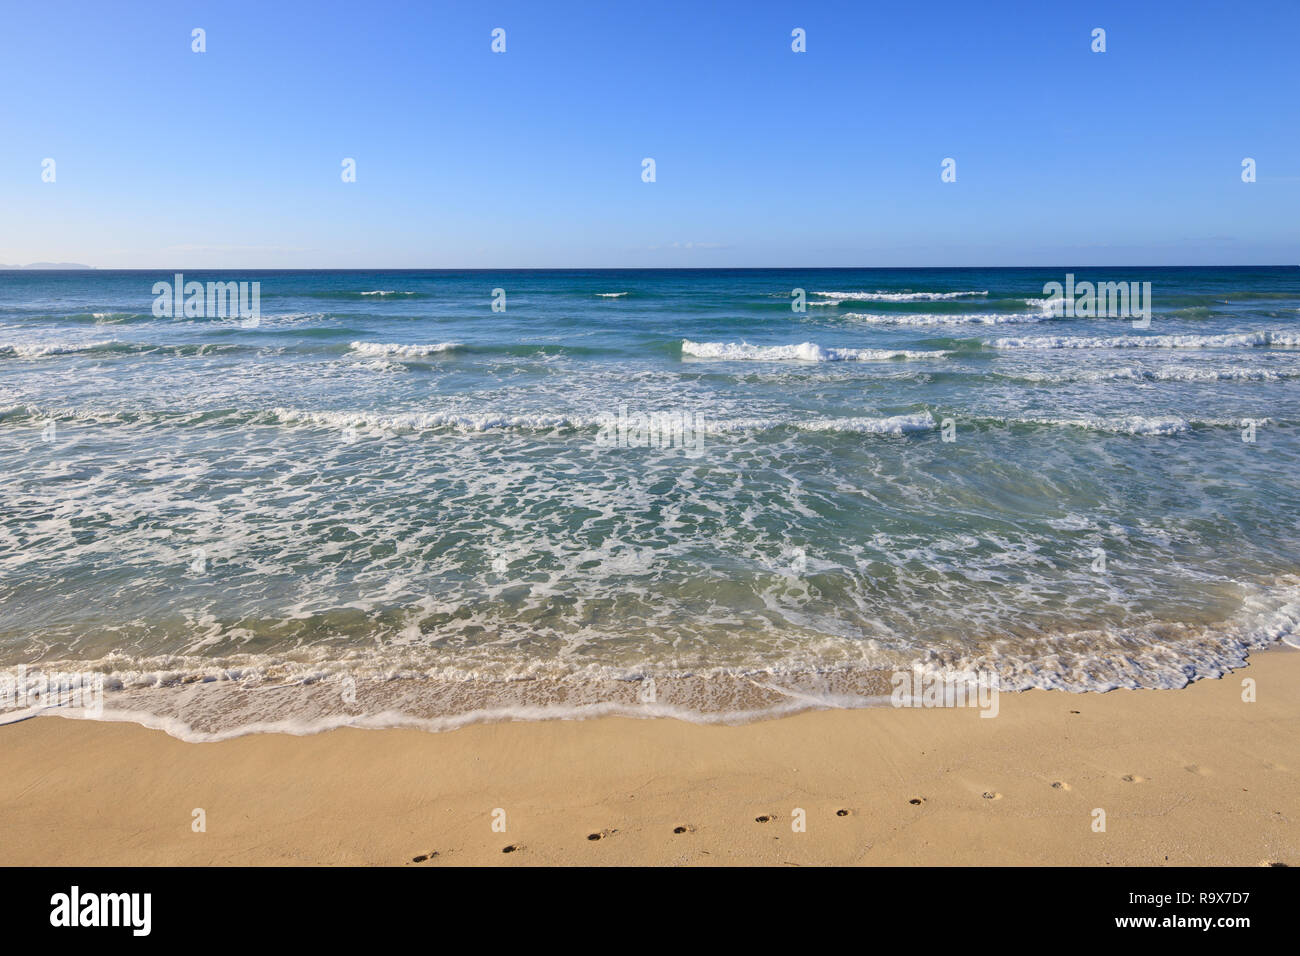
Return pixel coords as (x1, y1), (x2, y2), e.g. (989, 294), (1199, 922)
(3, 264), (1298, 272)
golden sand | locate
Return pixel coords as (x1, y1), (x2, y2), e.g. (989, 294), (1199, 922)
(1, 648), (1296, 866)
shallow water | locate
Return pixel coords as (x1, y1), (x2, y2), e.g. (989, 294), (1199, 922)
(2, 267), (1298, 736)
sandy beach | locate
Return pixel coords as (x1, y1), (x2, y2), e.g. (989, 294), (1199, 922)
(1, 647), (1295, 867)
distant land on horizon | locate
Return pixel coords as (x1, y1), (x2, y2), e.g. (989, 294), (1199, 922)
(0, 262), (96, 270)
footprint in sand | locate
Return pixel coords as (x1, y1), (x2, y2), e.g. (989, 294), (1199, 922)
(836, 809), (851, 817)
(1051, 781), (1072, 791)
(1184, 764), (1211, 775)
(1121, 774), (1146, 783)
(754, 814), (775, 823)
(502, 844), (520, 854)
(981, 791), (1002, 801)
(673, 825), (694, 834)
(410, 851), (438, 863)
(909, 797), (926, 806)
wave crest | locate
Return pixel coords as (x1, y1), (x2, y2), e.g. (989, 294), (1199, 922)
(681, 340), (947, 362)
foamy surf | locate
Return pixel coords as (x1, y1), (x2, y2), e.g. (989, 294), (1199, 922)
(1014, 415), (1191, 436)
(681, 340), (948, 361)
(8, 402), (1264, 438)
(1013, 366), (1300, 384)
(4, 266), (1299, 741)
(814, 290), (988, 302)
(5, 576), (1297, 740)
(266, 407), (940, 437)
(0, 339), (124, 357)
(991, 331), (1300, 349)
(842, 311), (1046, 326)
(349, 341), (461, 357)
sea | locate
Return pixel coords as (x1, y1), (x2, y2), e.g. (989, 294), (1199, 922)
(1, 266), (1298, 738)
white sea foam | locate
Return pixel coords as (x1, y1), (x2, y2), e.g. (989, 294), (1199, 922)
(991, 331), (1300, 350)
(5, 576), (1297, 738)
(9, 271), (1300, 741)
(814, 290), (987, 302)
(359, 290), (417, 296)
(10, 402), (1273, 439)
(981, 413), (1268, 435)
(0, 339), (121, 358)
(595, 292), (628, 297)
(349, 341), (461, 357)
(1016, 415), (1191, 436)
(681, 340), (948, 362)
(798, 412), (936, 434)
(0, 398), (946, 438)
(843, 311), (1045, 326)
(705, 411), (937, 434)
(265, 406), (940, 436)
(1017, 366), (1298, 384)
(89, 312), (140, 322)
(269, 407), (587, 433)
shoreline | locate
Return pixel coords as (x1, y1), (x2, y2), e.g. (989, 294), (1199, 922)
(1, 647), (1296, 866)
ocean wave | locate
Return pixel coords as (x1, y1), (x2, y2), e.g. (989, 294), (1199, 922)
(842, 311), (1046, 326)
(0, 339), (124, 358)
(266, 407), (594, 433)
(814, 290), (988, 302)
(595, 292), (629, 298)
(797, 412), (935, 434)
(0, 403), (939, 438)
(297, 290), (427, 300)
(681, 340), (948, 362)
(0, 340), (267, 359)
(1014, 415), (1192, 435)
(1015, 365), (1300, 384)
(349, 341), (462, 358)
(0, 312), (156, 326)
(90, 312), (153, 324)
(6, 576), (1298, 738)
(266, 407), (940, 436)
(711, 411), (937, 434)
(931, 413), (1269, 435)
(3, 400), (1286, 440)
(991, 331), (1300, 350)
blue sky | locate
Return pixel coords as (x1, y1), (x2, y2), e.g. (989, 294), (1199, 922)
(1, 0), (1296, 268)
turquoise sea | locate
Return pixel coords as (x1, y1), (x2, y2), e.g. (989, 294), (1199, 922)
(2, 267), (1298, 736)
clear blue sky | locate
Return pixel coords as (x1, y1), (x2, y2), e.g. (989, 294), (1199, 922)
(1, 0), (1296, 268)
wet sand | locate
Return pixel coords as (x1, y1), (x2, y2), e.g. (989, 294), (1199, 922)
(0, 648), (1296, 866)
